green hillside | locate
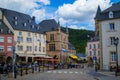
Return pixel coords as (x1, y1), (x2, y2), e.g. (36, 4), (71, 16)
(68, 28), (95, 53)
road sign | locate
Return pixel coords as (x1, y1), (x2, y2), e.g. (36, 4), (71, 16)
(93, 56), (97, 61)
(62, 48), (67, 52)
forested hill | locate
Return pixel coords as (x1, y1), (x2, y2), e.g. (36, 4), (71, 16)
(68, 28), (95, 53)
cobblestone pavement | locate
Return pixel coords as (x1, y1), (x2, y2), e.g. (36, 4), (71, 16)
(6, 68), (96, 80)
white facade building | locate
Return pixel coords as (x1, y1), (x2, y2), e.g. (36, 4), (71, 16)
(95, 2), (120, 70)
(100, 19), (120, 70)
(86, 39), (100, 64)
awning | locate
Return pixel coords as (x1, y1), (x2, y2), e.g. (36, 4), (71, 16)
(16, 53), (25, 57)
(69, 54), (81, 60)
(70, 55), (78, 59)
(16, 53), (52, 58)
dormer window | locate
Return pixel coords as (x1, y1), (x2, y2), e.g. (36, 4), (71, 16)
(28, 20), (31, 23)
(23, 23), (26, 26)
(14, 21), (17, 25)
(14, 16), (18, 20)
(0, 29), (3, 33)
(32, 25), (34, 29)
(7, 29), (11, 33)
(109, 11), (114, 18)
(37, 26), (39, 30)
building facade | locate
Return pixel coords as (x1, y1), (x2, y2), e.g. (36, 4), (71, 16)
(0, 19), (14, 63)
(0, 8), (46, 63)
(0, 8), (75, 64)
(39, 19), (69, 63)
(95, 2), (120, 70)
(86, 39), (100, 65)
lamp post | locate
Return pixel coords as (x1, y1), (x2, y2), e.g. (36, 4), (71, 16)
(25, 50), (28, 63)
(113, 37), (119, 76)
(12, 41), (20, 78)
(12, 46), (16, 78)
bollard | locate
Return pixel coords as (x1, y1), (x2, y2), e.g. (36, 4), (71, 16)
(14, 65), (17, 79)
(95, 65), (98, 72)
(48, 64), (49, 71)
(21, 66), (23, 76)
(42, 65), (44, 72)
(26, 66), (28, 74)
(14, 72), (17, 79)
(32, 66), (34, 73)
(38, 65), (40, 72)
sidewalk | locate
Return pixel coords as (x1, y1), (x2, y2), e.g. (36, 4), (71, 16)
(85, 67), (120, 80)
(97, 71), (120, 80)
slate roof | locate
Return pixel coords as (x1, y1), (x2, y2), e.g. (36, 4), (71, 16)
(0, 7), (68, 34)
(39, 19), (68, 33)
(88, 36), (99, 42)
(0, 8), (41, 33)
(94, 5), (101, 19)
(39, 19), (59, 33)
(95, 2), (120, 20)
(0, 19), (13, 34)
(103, 2), (120, 13)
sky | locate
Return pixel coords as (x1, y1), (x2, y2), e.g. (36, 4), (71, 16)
(0, 0), (119, 30)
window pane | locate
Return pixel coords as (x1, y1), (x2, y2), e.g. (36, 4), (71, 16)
(8, 37), (12, 43)
(49, 44), (55, 51)
(7, 46), (12, 51)
(35, 46), (37, 51)
(50, 34), (54, 41)
(110, 37), (115, 45)
(26, 38), (32, 42)
(0, 46), (4, 51)
(43, 47), (45, 52)
(17, 37), (23, 42)
(28, 32), (31, 36)
(89, 44), (91, 49)
(39, 47), (41, 52)
(109, 23), (115, 30)
(111, 52), (116, 61)
(17, 45), (23, 51)
(0, 37), (4, 42)
(19, 32), (22, 35)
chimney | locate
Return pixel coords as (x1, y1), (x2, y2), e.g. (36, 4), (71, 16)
(32, 16), (35, 21)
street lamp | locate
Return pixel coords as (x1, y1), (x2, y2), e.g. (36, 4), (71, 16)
(25, 50), (28, 63)
(113, 37), (119, 76)
(12, 41), (20, 78)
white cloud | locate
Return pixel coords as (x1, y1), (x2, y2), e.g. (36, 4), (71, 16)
(69, 25), (87, 30)
(39, 0), (50, 5)
(56, 0), (111, 29)
(32, 9), (46, 23)
(0, 0), (112, 30)
(0, 0), (50, 23)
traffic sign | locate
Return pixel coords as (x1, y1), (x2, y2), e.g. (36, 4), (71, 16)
(93, 56), (97, 60)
